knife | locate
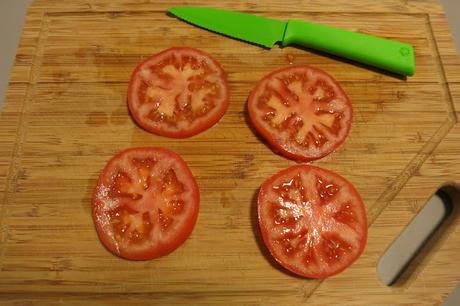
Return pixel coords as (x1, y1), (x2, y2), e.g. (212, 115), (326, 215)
(168, 7), (415, 76)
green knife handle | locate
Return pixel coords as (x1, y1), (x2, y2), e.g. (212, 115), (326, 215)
(282, 20), (415, 76)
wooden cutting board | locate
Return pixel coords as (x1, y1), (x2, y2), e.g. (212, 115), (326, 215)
(1, 0), (459, 305)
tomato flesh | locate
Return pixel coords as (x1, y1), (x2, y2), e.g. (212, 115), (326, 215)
(258, 165), (367, 278)
(248, 65), (352, 161)
(128, 47), (229, 138)
(92, 147), (199, 260)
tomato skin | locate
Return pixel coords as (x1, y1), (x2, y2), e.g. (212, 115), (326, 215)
(127, 47), (230, 138)
(92, 147), (200, 260)
(248, 65), (353, 162)
(257, 164), (367, 279)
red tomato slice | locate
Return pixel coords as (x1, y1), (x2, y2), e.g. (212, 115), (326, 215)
(258, 165), (367, 278)
(92, 147), (199, 260)
(128, 47), (229, 138)
(248, 65), (352, 161)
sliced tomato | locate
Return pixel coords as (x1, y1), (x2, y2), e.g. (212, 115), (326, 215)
(248, 65), (352, 161)
(92, 147), (199, 260)
(128, 47), (229, 138)
(258, 165), (367, 278)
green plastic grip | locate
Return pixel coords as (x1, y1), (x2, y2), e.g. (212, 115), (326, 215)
(282, 20), (415, 76)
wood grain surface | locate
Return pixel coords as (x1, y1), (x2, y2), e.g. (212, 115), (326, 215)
(1, 0), (459, 305)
